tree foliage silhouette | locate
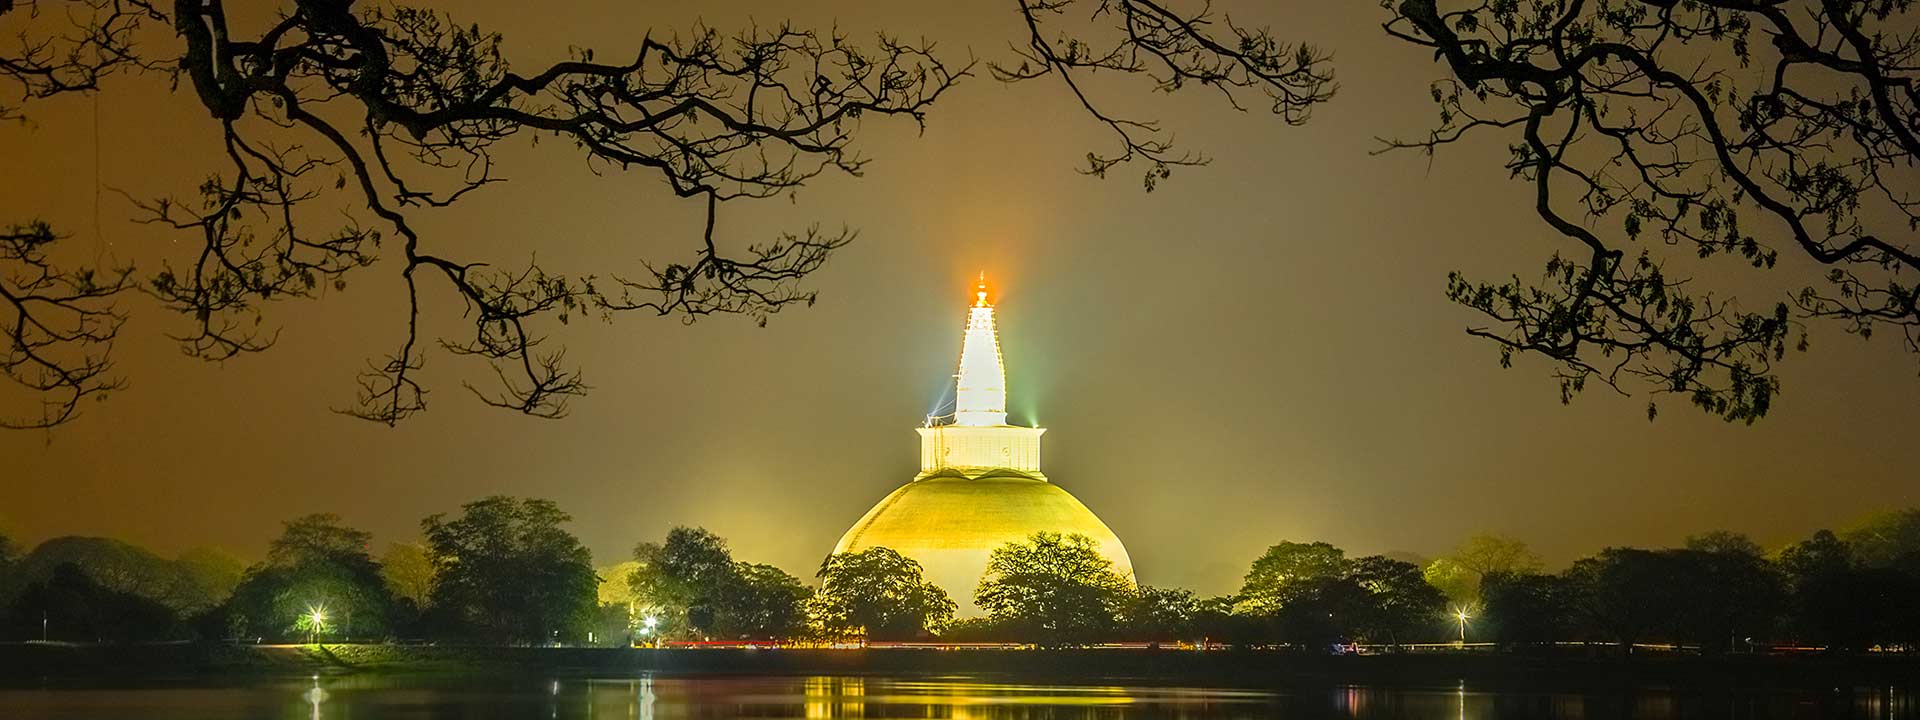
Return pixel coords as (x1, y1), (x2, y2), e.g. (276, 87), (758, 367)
(810, 546), (956, 640)
(423, 496), (598, 643)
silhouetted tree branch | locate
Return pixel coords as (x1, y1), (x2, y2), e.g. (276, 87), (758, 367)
(0, 0), (163, 122)
(3, 0), (966, 426)
(166, 0), (965, 424)
(0, 222), (133, 428)
(1380, 0), (1920, 422)
(0, 0), (157, 428)
(993, 0), (1334, 189)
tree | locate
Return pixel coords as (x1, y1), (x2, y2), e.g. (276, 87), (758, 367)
(1190, 594), (1259, 645)
(1480, 570), (1580, 648)
(1685, 531), (1765, 559)
(1423, 534), (1542, 605)
(422, 496), (598, 644)
(269, 514), (376, 568)
(379, 541), (434, 636)
(1776, 528), (1911, 651)
(1236, 541), (1348, 613)
(1841, 509), (1920, 568)
(598, 561), (641, 610)
(379, 542), (435, 608)
(809, 547), (956, 640)
(2, 536), (210, 615)
(591, 561), (642, 647)
(974, 532), (1134, 646)
(175, 547), (245, 607)
(716, 563), (810, 640)
(1117, 585), (1201, 642)
(0, 530), (13, 604)
(1232, 547), (1448, 650)
(1263, 575), (1373, 650)
(629, 527), (738, 638)
(1224, 542), (1451, 650)
(1344, 555), (1448, 646)
(1687, 544), (1789, 652)
(1562, 546), (1785, 651)
(1, 0), (963, 427)
(7, 562), (180, 642)
(1379, 0), (1920, 422)
(223, 514), (393, 641)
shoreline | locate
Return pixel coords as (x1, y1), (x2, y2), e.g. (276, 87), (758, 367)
(5, 643), (1920, 690)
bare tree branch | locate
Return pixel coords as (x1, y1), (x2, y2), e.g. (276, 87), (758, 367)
(3, 0), (967, 428)
(1381, 0), (1920, 422)
(994, 0), (1334, 189)
(0, 222), (133, 428)
(0, 0), (160, 427)
(151, 0), (969, 424)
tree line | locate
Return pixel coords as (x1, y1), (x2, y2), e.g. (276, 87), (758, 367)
(2, 501), (1917, 652)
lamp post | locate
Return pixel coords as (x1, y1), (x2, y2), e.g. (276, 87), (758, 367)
(1454, 608), (1471, 647)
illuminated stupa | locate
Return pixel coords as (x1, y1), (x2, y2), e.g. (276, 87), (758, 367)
(833, 277), (1134, 615)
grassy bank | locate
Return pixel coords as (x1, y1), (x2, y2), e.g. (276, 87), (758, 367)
(4, 643), (1918, 690)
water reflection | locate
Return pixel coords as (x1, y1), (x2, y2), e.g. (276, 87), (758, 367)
(0, 674), (1914, 719)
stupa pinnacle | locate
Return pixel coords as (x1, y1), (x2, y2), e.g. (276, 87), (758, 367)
(953, 274), (1007, 427)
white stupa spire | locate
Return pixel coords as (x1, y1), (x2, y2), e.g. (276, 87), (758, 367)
(953, 273), (1007, 427)
(918, 274), (1043, 476)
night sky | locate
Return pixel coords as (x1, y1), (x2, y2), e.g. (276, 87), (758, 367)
(4, 1), (1915, 596)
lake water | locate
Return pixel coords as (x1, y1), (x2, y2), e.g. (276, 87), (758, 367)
(1, 674), (1914, 719)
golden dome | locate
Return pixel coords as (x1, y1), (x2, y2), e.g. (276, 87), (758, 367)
(833, 469), (1134, 616)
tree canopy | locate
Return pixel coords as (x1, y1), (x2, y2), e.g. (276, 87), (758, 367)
(379, 542), (434, 609)
(1563, 546), (1785, 649)
(6, 562), (181, 642)
(1236, 541), (1349, 613)
(974, 531), (1135, 645)
(810, 546), (956, 640)
(224, 514), (394, 640)
(1422, 534), (1543, 604)
(175, 546), (245, 607)
(1684, 530), (1766, 559)
(627, 526), (809, 640)
(720, 562), (812, 640)
(422, 496), (598, 644)
(1841, 508), (1920, 568)
(1234, 546), (1447, 649)
(2, 535), (213, 615)
(629, 526), (737, 638)
(1116, 585), (1202, 641)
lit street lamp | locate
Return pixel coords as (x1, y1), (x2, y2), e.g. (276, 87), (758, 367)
(303, 606), (330, 645)
(639, 616), (659, 648)
(1453, 608), (1472, 646)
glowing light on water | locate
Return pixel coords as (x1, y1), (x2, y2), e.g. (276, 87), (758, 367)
(304, 675), (327, 720)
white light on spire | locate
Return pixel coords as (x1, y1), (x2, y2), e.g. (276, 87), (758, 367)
(954, 274), (1007, 426)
